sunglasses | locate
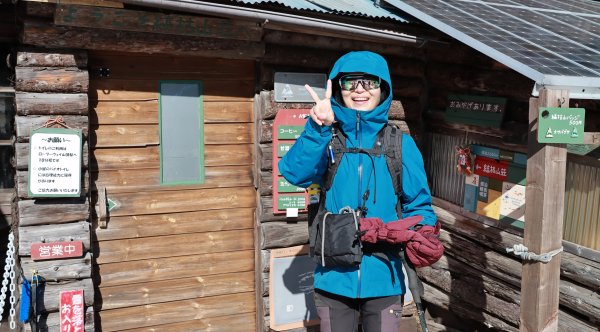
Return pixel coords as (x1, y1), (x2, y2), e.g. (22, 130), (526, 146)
(339, 74), (381, 91)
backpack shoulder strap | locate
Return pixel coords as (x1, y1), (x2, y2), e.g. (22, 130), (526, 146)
(322, 124), (346, 191)
(382, 124), (403, 217)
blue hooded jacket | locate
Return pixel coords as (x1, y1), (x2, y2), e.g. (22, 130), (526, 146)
(278, 51), (436, 298)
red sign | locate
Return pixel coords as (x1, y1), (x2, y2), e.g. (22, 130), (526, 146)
(272, 109), (310, 214)
(60, 289), (85, 332)
(31, 241), (83, 261)
(474, 156), (509, 181)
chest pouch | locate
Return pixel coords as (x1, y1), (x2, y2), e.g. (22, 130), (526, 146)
(310, 206), (363, 267)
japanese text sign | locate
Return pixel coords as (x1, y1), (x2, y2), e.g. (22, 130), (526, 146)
(538, 107), (585, 144)
(474, 156), (508, 182)
(31, 241), (84, 261)
(272, 109), (310, 214)
(60, 289), (85, 332)
(444, 94), (506, 128)
(29, 128), (82, 197)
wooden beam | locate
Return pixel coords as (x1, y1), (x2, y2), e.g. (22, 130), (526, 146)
(21, 19), (265, 59)
(583, 132), (600, 144)
(54, 4), (263, 41)
(22, 0), (123, 8)
(520, 88), (569, 332)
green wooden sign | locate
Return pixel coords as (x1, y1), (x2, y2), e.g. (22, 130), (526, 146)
(277, 143), (294, 157)
(277, 125), (304, 140)
(444, 94), (506, 128)
(277, 178), (305, 193)
(278, 195), (306, 210)
(538, 107), (585, 144)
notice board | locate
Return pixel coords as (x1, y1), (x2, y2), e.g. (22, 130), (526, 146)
(463, 145), (527, 228)
(269, 245), (319, 331)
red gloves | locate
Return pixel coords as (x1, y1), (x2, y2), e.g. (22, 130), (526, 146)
(359, 216), (444, 267)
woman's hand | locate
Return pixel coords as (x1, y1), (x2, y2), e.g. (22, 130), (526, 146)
(305, 80), (334, 126)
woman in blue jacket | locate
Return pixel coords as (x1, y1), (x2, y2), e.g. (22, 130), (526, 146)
(278, 51), (436, 332)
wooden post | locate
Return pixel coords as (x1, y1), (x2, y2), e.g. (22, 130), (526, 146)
(520, 88), (569, 332)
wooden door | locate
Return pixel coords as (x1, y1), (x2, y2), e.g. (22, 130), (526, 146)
(89, 51), (256, 331)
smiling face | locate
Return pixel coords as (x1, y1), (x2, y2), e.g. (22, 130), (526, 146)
(339, 74), (382, 111)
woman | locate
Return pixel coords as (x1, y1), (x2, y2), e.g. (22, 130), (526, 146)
(279, 51), (436, 332)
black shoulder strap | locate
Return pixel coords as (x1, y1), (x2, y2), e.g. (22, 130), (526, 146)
(322, 125), (345, 192)
(382, 124), (403, 217)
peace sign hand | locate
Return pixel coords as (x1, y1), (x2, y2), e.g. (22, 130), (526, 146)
(305, 80), (334, 126)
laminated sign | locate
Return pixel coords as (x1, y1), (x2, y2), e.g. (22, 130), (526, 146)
(60, 289), (85, 332)
(538, 107), (585, 144)
(272, 109), (313, 214)
(29, 128), (82, 197)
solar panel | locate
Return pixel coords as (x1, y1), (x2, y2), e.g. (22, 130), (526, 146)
(385, 0), (600, 98)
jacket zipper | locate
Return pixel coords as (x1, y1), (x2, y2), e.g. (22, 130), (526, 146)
(356, 111), (362, 299)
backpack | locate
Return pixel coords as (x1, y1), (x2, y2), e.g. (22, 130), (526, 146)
(307, 123), (404, 267)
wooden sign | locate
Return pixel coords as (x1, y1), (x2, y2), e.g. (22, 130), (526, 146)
(60, 289), (85, 332)
(444, 94), (506, 128)
(269, 245), (319, 331)
(28, 128), (82, 197)
(54, 4), (262, 41)
(272, 109), (311, 214)
(537, 107), (585, 144)
(31, 241), (83, 261)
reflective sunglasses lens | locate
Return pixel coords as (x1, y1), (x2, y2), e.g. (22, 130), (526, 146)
(340, 79), (355, 91)
(363, 79), (380, 90)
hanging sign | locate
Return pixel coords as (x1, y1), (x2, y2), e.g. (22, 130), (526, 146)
(29, 128), (82, 197)
(31, 241), (84, 261)
(538, 107), (585, 144)
(272, 109), (311, 214)
(60, 289), (85, 332)
(274, 72), (327, 102)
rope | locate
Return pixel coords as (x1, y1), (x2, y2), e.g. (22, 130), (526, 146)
(34, 116), (73, 130)
(506, 244), (563, 263)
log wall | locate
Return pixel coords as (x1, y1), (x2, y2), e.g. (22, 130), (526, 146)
(12, 2), (600, 332)
(14, 48), (94, 331)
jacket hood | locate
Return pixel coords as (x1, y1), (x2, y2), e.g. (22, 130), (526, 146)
(328, 51), (392, 140)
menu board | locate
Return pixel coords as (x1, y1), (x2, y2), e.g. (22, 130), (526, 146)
(272, 109), (311, 214)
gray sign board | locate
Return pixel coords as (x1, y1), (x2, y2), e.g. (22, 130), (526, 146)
(274, 72), (327, 102)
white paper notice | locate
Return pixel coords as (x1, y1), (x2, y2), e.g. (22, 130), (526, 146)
(29, 129), (82, 197)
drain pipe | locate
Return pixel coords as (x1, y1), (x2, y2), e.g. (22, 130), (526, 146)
(120, 0), (420, 44)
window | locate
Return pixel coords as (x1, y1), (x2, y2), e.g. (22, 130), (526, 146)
(159, 81), (204, 185)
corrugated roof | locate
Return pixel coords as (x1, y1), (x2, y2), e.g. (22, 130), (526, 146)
(232, 0), (409, 21)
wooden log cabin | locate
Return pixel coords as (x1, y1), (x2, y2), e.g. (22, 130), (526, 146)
(0, 0), (598, 331)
